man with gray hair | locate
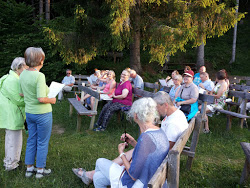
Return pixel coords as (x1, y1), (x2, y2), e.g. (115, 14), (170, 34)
(153, 91), (189, 149)
(129, 69), (144, 90)
(58, 69), (75, 101)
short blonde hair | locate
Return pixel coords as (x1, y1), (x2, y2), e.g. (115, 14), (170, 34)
(24, 47), (45, 67)
(174, 74), (183, 82)
(108, 70), (116, 80)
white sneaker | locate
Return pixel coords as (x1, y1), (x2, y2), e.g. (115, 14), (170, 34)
(35, 168), (51, 179)
(25, 168), (37, 178)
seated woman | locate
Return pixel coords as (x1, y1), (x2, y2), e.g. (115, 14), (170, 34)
(175, 70), (199, 121)
(88, 70), (116, 109)
(93, 70), (133, 131)
(169, 74), (182, 102)
(200, 70), (228, 133)
(160, 70), (179, 89)
(72, 97), (170, 187)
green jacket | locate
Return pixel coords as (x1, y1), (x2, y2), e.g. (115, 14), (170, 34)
(0, 70), (25, 130)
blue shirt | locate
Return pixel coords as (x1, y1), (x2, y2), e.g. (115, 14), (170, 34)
(169, 85), (181, 101)
(121, 129), (169, 188)
(132, 74), (144, 89)
(199, 79), (214, 91)
(193, 73), (201, 86)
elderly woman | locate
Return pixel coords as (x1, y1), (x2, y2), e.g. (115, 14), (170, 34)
(0, 57), (28, 171)
(165, 70), (179, 87)
(19, 47), (56, 178)
(169, 74), (182, 102)
(93, 70), (132, 131)
(72, 97), (169, 187)
(175, 70), (199, 121)
(201, 70), (228, 133)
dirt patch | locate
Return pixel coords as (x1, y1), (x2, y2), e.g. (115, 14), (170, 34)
(52, 124), (65, 135)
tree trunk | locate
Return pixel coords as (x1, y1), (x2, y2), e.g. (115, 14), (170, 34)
(45, 0), (50, 23)
(229, 0), (239, 64)
(39, 0), (43, 21)
(196, 41), (204, 68)
(130, 0), (142, 73)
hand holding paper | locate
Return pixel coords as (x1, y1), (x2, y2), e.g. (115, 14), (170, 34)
(48, 81), (65, 98)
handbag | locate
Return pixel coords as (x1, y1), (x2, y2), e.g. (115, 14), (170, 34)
(179, 88), (191, 115)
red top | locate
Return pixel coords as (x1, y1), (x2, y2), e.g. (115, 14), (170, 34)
(112, 81), (133, 106)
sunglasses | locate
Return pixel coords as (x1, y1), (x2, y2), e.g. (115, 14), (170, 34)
(66, 73), (71, 75)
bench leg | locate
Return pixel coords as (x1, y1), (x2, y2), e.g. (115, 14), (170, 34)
(239, 118), (244, 129)
(240, 159), (250, 184)
(226, 115), (232, 131)
(117, 111), (121, 123)
(186, 114), (202, 170)
(69, 104), (73, 117)
(89, 115), (96, 130)
(77, 114), (81, 132)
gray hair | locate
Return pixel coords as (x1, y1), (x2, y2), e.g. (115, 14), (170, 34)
(11, 57), (26, 71)
(153, 91), (174, 106)
(174, 74), (183, 82)
(127, 97), (159, 124)
(66, 69), (72, 73)
(24, 47), (45, 67)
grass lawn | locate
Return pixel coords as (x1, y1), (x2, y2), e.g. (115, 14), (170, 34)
(0, 95), (250, 187)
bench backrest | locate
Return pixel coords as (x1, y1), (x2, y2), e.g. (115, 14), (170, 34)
(144, 82), (159, 93)
(228, 90), (246, 99)
(78, 85), (100, 100)
(229, 77), (241, 85)
(132, 87), (155, 98)
(229, 84), (250, 92)
(148, 118), (196, 188)
(161, 86), (172, 93)
(74, 74), (89, 86)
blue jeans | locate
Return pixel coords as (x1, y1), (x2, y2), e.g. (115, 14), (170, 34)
(25, 112), (52, 168)
(93, 158), (113, 188)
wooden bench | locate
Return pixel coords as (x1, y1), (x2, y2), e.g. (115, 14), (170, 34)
(217, 90), (250, 130)
(161, 86), (172, 93)
(144, 82), (159, 93)
(240, 142), (250, 184)
(148, 114), (202, 188)
(68, 85), (100, 131)
(72, 74), (89, 91)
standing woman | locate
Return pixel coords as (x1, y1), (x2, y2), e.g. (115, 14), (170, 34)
(19, 47), (56, 178)
(0, 57), (28, 171)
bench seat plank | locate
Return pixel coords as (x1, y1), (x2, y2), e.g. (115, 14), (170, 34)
(68, 98), (97, 115)
(217, 109), (250, 119)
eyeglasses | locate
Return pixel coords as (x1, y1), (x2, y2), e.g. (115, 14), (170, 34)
(121, 74), (129, 76)
(66, 73), (71, 75)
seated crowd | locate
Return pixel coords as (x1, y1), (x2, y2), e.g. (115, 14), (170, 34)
(1, 48), (234, 188)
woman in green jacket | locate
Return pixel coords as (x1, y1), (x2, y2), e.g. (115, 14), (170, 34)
(0, 57), (28, 171)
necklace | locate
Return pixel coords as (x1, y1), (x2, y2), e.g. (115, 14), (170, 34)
(28, 67), (38, 71)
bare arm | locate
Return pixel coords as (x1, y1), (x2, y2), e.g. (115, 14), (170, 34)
(38, 97), (56, 104)
(113, 88), (129, 99)
(176, 98), (197, 106)
(213, 83), (227, 99)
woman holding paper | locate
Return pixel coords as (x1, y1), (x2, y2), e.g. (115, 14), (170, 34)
(19, 47), (56, 179)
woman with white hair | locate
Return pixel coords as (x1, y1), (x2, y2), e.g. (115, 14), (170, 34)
(0, 57), (28, 171)
(19, 47), (56, 178)
(72, 97), (169, 187)
(169, 74), (182, 102)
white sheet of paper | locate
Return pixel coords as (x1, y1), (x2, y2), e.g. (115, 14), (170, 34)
(87, 77), (92, 85)
(100, 94), (113, 100)
(48, 81), (65, 98)
(159, 79), (168, 87)
(199, 88), (206, 94)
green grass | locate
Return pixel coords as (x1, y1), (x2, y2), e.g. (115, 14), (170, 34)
(0, 96), (250, 187)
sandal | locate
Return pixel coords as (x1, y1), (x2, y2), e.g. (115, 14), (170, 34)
(25, 167), (37, 178)
(72, 168), (91, 185)
(203, 129), (211, 134)
(35, 168), (51, 179)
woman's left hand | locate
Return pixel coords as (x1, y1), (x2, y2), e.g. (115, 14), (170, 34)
(118, 143), (127, 154)
(176, 101), (182, 107)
